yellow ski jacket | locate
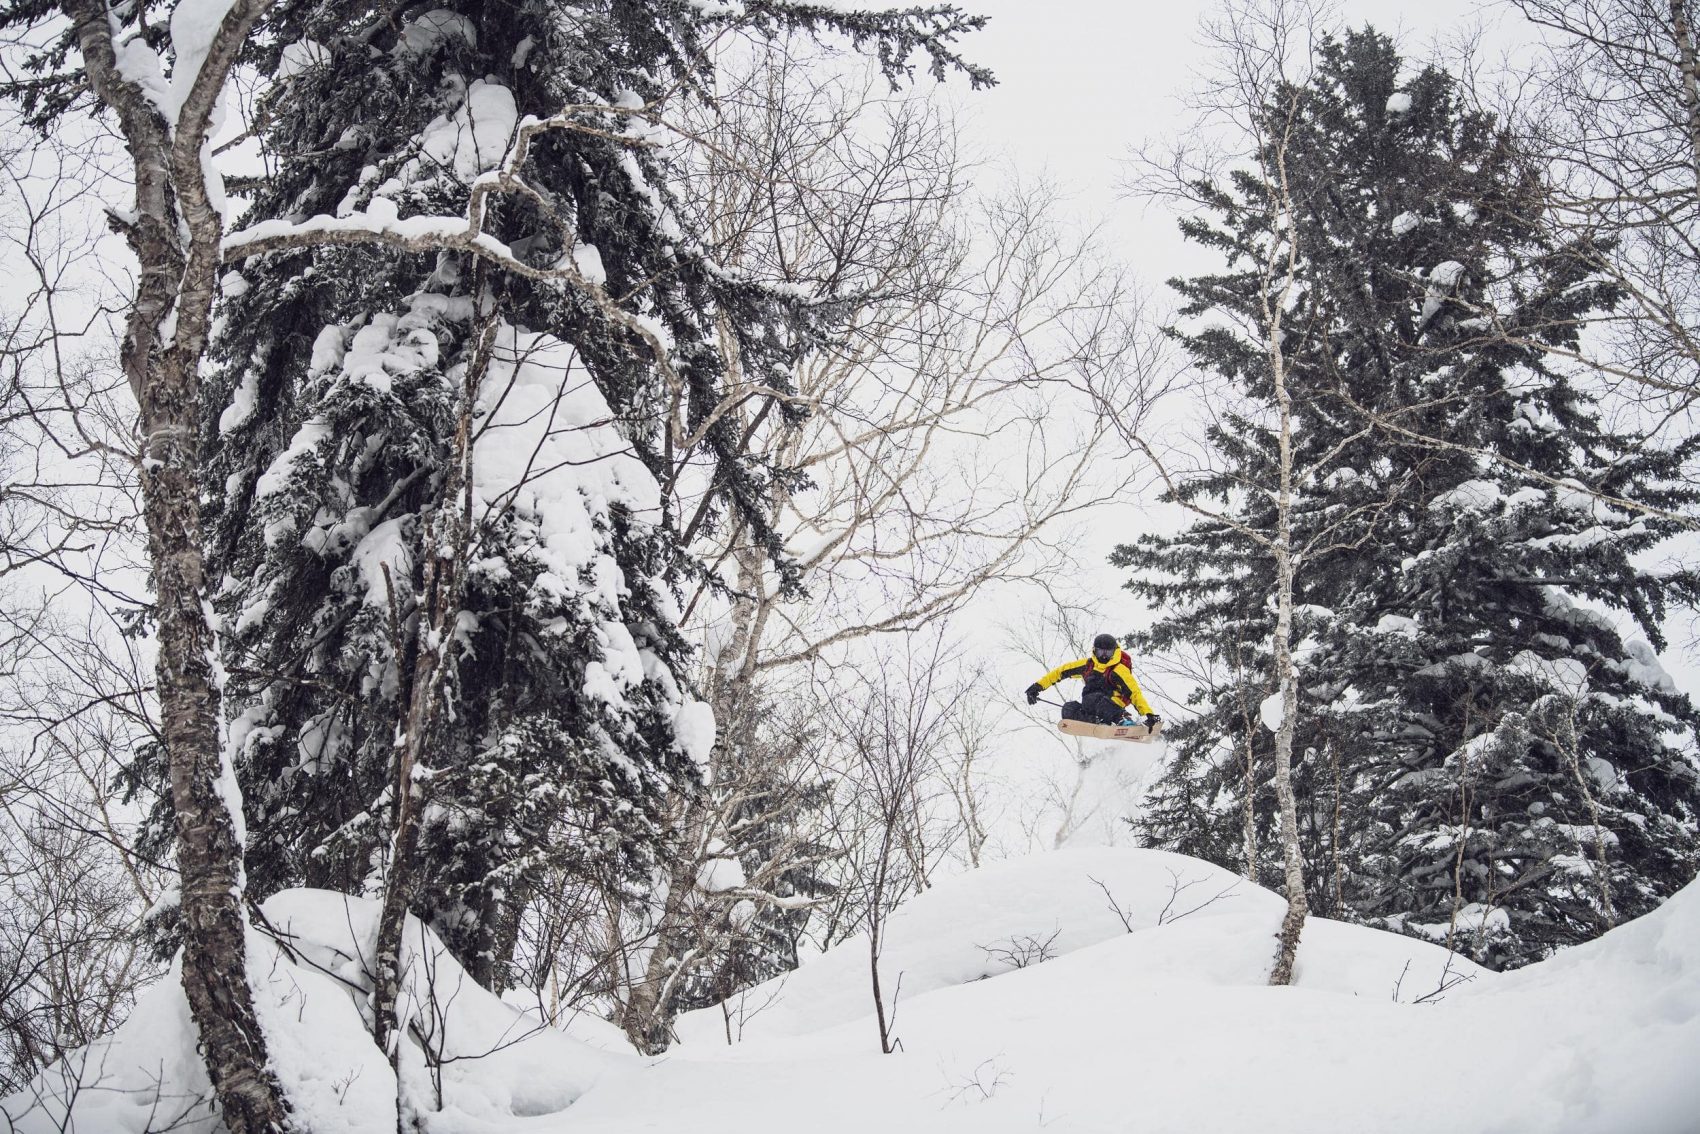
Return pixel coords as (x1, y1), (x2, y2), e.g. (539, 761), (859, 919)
(1035, 649), (1153, 715)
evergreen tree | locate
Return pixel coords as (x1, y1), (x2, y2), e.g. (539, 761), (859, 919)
(188, 0), (987, 985)
(1121, 28), (1700, 968)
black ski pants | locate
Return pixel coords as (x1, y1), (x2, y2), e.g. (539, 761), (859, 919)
(1061, 691), (1124, 725)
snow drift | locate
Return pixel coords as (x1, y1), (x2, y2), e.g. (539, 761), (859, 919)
(4, 848), (1695, 1133)
(672, 847), (1485, 1046)
(0, 890), (619, 1133)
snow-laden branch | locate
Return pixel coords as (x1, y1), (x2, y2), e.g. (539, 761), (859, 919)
(221, 104), (690, 395)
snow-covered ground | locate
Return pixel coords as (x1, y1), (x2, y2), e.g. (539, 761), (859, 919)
(5, 847), (1695, 1133)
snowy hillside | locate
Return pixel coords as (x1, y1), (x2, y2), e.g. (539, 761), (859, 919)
(6, 847), (1695, 1133)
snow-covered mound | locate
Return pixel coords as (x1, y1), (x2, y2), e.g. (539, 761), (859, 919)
(5, 850), (1695, 1133)
(0, 890), (624, 1133)
(673, 847), (1483, 1045)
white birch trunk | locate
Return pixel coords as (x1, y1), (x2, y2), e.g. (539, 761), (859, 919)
(1263, 104), (1309, 987)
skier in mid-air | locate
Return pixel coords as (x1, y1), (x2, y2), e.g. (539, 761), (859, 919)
(1025, 633), (1160, 730)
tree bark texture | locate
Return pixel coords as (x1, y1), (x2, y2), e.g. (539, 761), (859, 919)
(1263, 119), (1309, 987)
(63, 2), (291, 1129)
(370, 314), (488, 1095)
(1267, 533), (1309, 985)
(617, 538), (763, 1053)
(618, 844), (698, 1054)
(1670, 0), (1700, 185)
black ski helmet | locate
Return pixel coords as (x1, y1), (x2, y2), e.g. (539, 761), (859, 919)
(1092, 632), (1118, 656)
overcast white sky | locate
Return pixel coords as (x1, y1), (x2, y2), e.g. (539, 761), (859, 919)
(958, 0), (1502, 259)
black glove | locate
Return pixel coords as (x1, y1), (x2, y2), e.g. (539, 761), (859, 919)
(1025, 683), (1042, 706)
(1145, 713), (1162, 730)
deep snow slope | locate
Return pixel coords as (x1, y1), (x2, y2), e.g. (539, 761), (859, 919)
(572, 847), (1698, 1134)
(671, 846), (1485, 1047)
(4, 848), (1695, 1133)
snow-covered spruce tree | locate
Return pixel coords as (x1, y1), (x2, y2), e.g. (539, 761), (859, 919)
(1121, 28), (1700, 968)
(192, 0), (990, 994)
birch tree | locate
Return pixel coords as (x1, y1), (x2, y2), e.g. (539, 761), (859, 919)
(1114, 0), (1328, 987)
(1, 2), (294, 1128)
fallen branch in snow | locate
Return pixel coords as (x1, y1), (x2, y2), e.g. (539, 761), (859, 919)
(1087, 870), (1240, 936)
